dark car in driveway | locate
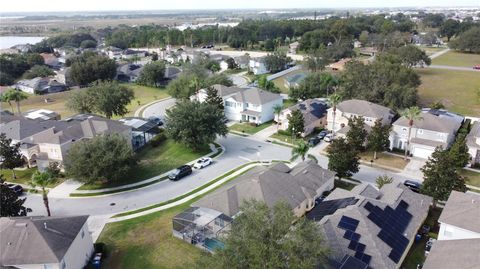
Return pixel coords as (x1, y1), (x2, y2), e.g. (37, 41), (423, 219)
(308, 137), (321, 146)
(317, 130), (328, 140)
(6, 184), (23, 195)
(168, 165), (192, 181)
(404, 180), (422, 193)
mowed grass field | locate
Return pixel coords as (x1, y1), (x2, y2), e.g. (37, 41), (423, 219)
(432, 51), (480, 68)
(1, 84), (169, 119)
(417, 68), (480, 116)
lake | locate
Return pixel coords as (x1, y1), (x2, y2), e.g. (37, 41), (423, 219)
(0, 36), (45, 49)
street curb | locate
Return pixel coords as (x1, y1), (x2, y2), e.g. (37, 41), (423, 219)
(134, 96), (173, 118)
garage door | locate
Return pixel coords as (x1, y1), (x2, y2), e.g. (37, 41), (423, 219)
(412, 146), (434, 159)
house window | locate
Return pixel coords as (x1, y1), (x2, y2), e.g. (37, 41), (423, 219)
(81, 229), (85, 239)
(225, 101), (234, 107)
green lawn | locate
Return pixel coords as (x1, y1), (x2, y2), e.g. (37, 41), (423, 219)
(78, 140), (210, 190)
(418, 45), (446, 56)
(270, 131), (297, 144)
(282, 99), (296, 109)
(460, 169), (480, 188)
(1, 168), (62, 188)
(359, 151), (409, 170)
(334, 179), (357, 191)
(402, 207), (442, 269)
(229, 121), (274, 135)
(0, 84), (169, 119)
(417, 68), (480, 116)
(432, 51), (480, 68)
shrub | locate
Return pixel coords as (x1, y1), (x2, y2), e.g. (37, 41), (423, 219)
(150, 133), (167, 147)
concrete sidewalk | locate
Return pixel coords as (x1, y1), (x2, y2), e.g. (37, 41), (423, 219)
(47, 179), (83, 198)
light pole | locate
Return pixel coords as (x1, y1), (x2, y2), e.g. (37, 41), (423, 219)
(291, 127), (295, 144)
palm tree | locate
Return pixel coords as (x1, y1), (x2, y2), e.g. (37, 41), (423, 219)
(29, 171), (55, 216)
(0, 93), (14, 113)
(273, 104), (283, 130)
(4, 89), (28, 114)
(291, 140), (310, 162)
(400, 106), (423, 160)
(328, 93), (342, 137)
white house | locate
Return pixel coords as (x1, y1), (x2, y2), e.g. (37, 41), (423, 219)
(15, 77), (50, 94)
(389, 108), (463, 159)
(195, 84), (282, 124)
(466, 121), (480, 165)
(249, 57), (268, 75)
(104, 46), (123, 59)
(437, 191), (480, 241)
(0, 215), (94, 269)
(122, 49), (147, 60)
(326, 99), (394, 132)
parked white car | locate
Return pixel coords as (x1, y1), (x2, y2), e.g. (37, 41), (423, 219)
(324, 134), (334, 142)
(193, 157), (212, 169)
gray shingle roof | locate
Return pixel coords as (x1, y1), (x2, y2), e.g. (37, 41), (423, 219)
(0, 215), (89, 266)
(393, 108), (463, 133)
(423, 238), (480, 269)
(193, 161), (335, 217)
(230, 87), (282, 105)
(336, 99), (393, 119)
(438, 191), (480, 233)
(317, 182), (432, 269)
(287, 99), (327, 127)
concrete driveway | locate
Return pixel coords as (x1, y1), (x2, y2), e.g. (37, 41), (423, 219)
(402, 157), (427, 179)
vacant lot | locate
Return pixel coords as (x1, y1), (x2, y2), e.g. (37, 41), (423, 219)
(417, 68), (480, 116)
(1, 84), (169, 119)
(78, 140), (210, 190)
(432, 51), (480, 67)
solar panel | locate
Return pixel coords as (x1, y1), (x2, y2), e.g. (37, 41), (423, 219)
(356, 243), (366, 252)
(306, 197), (359, 221)
(351, 233), (361, 242)
(338, 216), (360, 231)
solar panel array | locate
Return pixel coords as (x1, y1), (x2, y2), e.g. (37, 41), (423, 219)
(337, 216), (372, 265)
(364, 200), (413, 263)
(306, 197), (359, 221)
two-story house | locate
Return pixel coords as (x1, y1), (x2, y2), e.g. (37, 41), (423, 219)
(249, 57), (268, 75)
(389, 109), (463, 159)
(326, 99), (394, 132)
(195, 85), (283, 124)
(466, 121), (480, 166)
(277, 98), (327, 136)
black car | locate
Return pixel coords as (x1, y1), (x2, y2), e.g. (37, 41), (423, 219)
(168, 165), (192, 181)
(317, 130), (328, 139)
(147, 116), (163, 126)
(404, 180), (422, 193)
(308, 137), (321, 146)
(6, 184), (23, 195)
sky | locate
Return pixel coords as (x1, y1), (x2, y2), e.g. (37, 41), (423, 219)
(1, 0), (479, 13)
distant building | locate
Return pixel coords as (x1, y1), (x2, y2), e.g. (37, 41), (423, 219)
(249, 57), (269, 75)
(234, 54), (250, 69)
(40, 53), (61, 69)
(0, 215), (94, 269)
(16, 77), (67, 94)
(289, 41), (300, 54)
(122, 49), (147, 60)
(284, 72), (307, 89)
(328, 58), (352, 71)
(116, 64), (144, 83)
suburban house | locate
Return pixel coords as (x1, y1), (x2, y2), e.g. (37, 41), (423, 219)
(122, 49), (147, 60)
(284, 72), (307, 89)
(116, 64), (143, 82)
(249, 57), (268, 75)
(55, 68), (72, 86)
(40, 53), (61, 69)
(308, 182), (432, 269)
(15, 78), (67, 94)
(289, 41), (300, 54)
(104, 46), (123, 59)
(0, 113), (133, 170)
(24, 109), (61, 121)
(234, 54), (250, 69)
(389, 108), (463, 159)
(359, 47), (378, 56)
(466, 121), (480, 166)
(422, 191), (480, 269)
(119, 117), (160, 150)
(172, 161), (336, 251)
(164, 66), (182, 81)
(277, 98), (328, 136)
(0, 215), (94, 269)
(328, 58), (352, 71)
(195, 84), (283, 124)
(326, 99), (395, 132)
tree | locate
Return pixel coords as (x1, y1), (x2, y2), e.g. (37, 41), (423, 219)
(67, 81), (134, 118)
(375, 175), (394, 189)
(264, 52), (291, 73)
(168, 74), (199, 98)
(137, 61), (166, 87)
(291, 140), (310, 162)
(29, 171), (55, 216)
(290, 72), (337, 100)
(400, 106), (422, 160)
(448, 134), (470, 168)
(0, 133), (24, 180)
(226, 57), (238, 69)
(273, 104), (283, 130)
(3, 89), (28, 114)
(287, 109), (304, 137)
(64, 134), (136, 184)
(328, 93), (342, 136)
(165, 100), (228, 150)
(22, 65), (55, 79)
(391, 45), (431, 67)
(257, 75), (278, 92)
(45, 161), (61, 179)
(345, 116), (368, 151)
(367, 120), (391, 159)
(214, 200), (328, 269)
(421, 147), (467, 207)
(1, 174), (31, 217)
(305, 50), (329, 72)
(70, 53), (116, 85)
(449, 27), (480, 53)
(151, 52), (159, 61)
(327, 137), (360, 178)
(204, 86), (224, 110)
(440, 19), (460, 42)
(80, 39), (97, 49)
